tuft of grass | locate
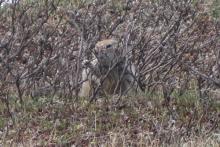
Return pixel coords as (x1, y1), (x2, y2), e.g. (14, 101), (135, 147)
(211, 0), (220, 19)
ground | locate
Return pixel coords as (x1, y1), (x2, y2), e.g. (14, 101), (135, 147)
(0, 91), (219, 146)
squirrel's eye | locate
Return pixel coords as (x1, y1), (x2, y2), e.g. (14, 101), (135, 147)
(106, 44), (112, 48)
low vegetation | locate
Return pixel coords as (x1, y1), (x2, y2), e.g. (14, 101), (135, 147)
(0, 91), (219, 146)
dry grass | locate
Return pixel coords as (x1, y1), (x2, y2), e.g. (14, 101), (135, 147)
(0, 92), (219, 146)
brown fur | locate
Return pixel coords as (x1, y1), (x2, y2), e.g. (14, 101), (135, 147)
(79, 39), (139, 97)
